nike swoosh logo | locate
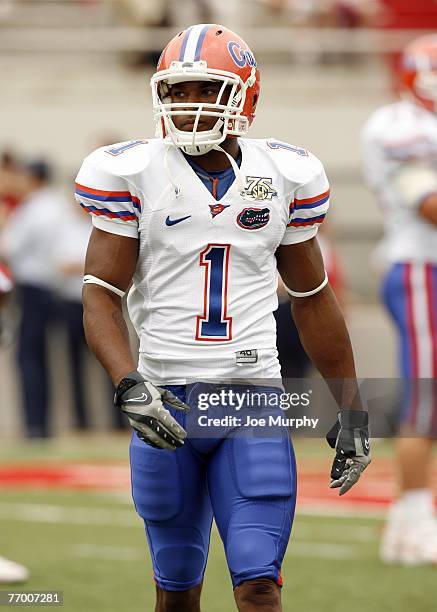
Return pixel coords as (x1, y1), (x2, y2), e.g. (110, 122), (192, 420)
(124, 393), (150, 403)
(165, 215), (191, 226)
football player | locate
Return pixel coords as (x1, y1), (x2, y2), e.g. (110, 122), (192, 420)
(0, 265), (29, 584)
(0, 261), (14, 346)
(76, 24), (370, 611)
(362, 35), (437, 565)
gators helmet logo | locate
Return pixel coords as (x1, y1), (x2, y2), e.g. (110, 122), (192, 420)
(237, 207), (270, 230)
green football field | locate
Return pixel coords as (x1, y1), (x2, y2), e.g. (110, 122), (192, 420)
(0, 437), (435, 612)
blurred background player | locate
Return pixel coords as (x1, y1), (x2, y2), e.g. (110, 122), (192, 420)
(55, 202), (93, 431)
(0, 261), (29, 584)
(0, 150), (22, 223)
(0, 160), (67, 438)
(361, 34), (437, 565)
(0, 261), (14, 348)
(55, 197), (123, 432)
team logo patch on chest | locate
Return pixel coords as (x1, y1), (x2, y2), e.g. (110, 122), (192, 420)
(244, 176), (277, 201)
(237, 207), (270, 230)
(209, 203), (230, 218)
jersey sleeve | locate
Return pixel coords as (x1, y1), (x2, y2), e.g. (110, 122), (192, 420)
(74, 150), (140, 239)
(281, 162), (330, 246)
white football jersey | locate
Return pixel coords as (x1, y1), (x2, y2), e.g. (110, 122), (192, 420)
(75, 138), (330, 383)
(361, 100), (437, 265)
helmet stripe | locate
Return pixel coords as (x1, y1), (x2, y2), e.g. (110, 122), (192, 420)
(182, 24), (210, 62)
(178, 26), (194, 61)
(194, 25), (210, 61)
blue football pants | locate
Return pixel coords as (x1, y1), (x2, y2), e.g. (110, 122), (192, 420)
(130, 384), (297, 591)
(382, 263), (437, 434)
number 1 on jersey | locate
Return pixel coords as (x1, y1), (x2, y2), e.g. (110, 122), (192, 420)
(196, 244), (232, 341)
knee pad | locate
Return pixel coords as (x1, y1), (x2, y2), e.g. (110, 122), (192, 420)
(222, 430), (296, 586)
(225, 502), (292, 585)
(150, 526), (207, 589)
(227, 526), (277, 576)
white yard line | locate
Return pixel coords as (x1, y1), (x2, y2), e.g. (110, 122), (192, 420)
(0, 502), (385, 528)
(105, 491), (133, 504)
(296, 522), (378, 542)
(0, 502), (139, 527)
(0, 501), (368, 561)
(71, 541), (360, 563)
(0, 501), (383, 529)
(71, 542), (360, 563)
(299, 503), (386, 520)
(0, 502), (379, 542)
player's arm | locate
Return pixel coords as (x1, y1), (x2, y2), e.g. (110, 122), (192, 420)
(275, 152), (357, 395)
(76, 148), (188, 449)
(392, 162), (437, 226)
(419, 195), (437, 225)
(83, 227), (188, 449)
(83, 227), (138, 385)
(276, 238), (371, 494)
(274, 147), (369, 493)
(276, 237), (357, 395)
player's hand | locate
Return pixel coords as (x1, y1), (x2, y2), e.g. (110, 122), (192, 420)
(115, 371), (189, 450)
(326, 409), (371, 496)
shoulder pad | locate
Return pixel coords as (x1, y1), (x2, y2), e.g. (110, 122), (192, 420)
(250, 138), (326, 186)
(362, 102), (418, 142)
(83, 138), (161, 179)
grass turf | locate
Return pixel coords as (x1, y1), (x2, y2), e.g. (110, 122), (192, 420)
(0, 438), (435, 611)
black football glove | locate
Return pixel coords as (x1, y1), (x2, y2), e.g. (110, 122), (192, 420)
(115, 371), (189, 450)
(326, 409), (371, 496)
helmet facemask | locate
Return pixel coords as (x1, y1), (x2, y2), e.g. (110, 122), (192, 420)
(151, 60), (256, 156)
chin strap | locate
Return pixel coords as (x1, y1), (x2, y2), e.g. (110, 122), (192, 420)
(164, 144), (182, 198)
(164, 140), (249, 202)
(213, 144), (248, 199)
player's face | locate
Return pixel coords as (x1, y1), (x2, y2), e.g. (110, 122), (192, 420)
(0, 166), (29, 203)
(169, 81), (231, 132)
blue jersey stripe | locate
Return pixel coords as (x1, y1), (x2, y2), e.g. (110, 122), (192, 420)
(80, 203), (135, 218)
(75, 189), (132, 203)
(290, 213), (326, 224)
(293, 194), (330, 210)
